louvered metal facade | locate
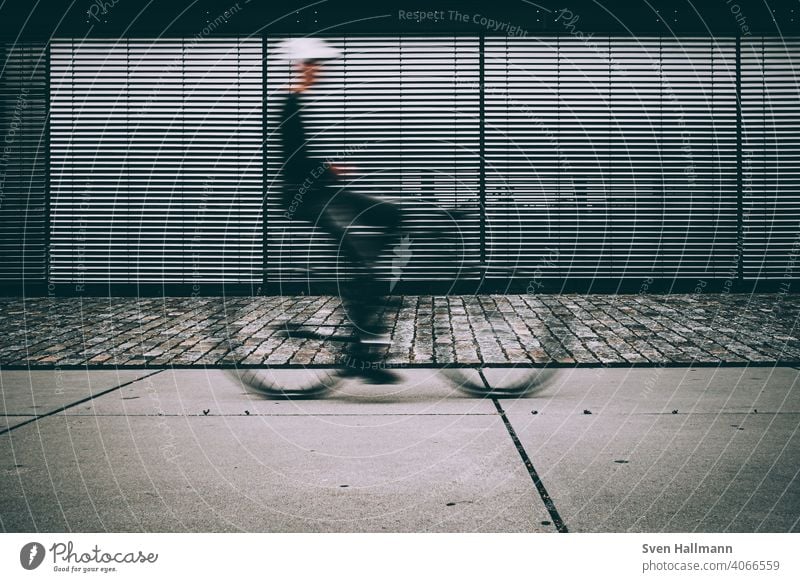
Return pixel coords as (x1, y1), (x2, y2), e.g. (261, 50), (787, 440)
(0, 36), (796, 291)
(49, 39), (262, 284)
(484, 37), (738, 280)
(0, 43), (48, 284)
(742, 37), (800, 280)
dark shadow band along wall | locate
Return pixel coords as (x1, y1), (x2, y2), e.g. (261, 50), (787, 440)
(0, 36), (798, 295)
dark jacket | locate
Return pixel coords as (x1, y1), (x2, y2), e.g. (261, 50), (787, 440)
(279, 93), (335, 188)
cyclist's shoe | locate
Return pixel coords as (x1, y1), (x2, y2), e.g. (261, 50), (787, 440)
(339, 366), (401, 385)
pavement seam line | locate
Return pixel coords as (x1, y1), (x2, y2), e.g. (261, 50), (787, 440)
(0, 369), (165, 436)
(491, 397), (569, 533)
(480, 371), (569, 533)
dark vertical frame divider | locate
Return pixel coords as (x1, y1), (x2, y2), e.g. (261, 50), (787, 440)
(735, 35), (744, 282)
(261, 36), (268, 293)
(44, 41), (50, 287)
(478, 34), (486, 280)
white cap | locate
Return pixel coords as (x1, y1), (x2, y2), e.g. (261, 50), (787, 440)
(275, 37), (341, 62)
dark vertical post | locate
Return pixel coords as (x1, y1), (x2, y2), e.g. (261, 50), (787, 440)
(478, 34), (486, 285)
(261, 36), (268, 294)
(736, 35), (743, 283)
(607, 37), (612, 278)
(44, 41), (51, 288)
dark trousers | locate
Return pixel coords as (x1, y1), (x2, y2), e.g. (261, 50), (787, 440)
(282, 185), (402, 344)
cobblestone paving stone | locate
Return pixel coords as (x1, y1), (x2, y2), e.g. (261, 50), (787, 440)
(0, 294), (798, 367)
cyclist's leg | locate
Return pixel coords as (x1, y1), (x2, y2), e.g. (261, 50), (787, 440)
(330, 190), (403, 340)
(319, 188), (403, 267)
(282, 186), (401, 379)
(313, 198), (388, 341)
(315, 189), (402, 381)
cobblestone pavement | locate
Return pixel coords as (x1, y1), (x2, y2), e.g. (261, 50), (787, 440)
(0, 294), (798, 367)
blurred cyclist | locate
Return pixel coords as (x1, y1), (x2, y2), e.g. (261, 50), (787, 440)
(276, 38), (402, 383)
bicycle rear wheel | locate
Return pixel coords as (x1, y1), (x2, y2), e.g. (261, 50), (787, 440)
(228, 367), (342, 399)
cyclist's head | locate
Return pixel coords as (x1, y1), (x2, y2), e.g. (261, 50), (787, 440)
(277, 38), (340, 89)
(297, 60), (322, 87)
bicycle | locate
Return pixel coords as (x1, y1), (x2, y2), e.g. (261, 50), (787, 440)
(229, 198), (558, 398)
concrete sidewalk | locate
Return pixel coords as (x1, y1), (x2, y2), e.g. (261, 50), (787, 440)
(1, 366), (798, 532)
